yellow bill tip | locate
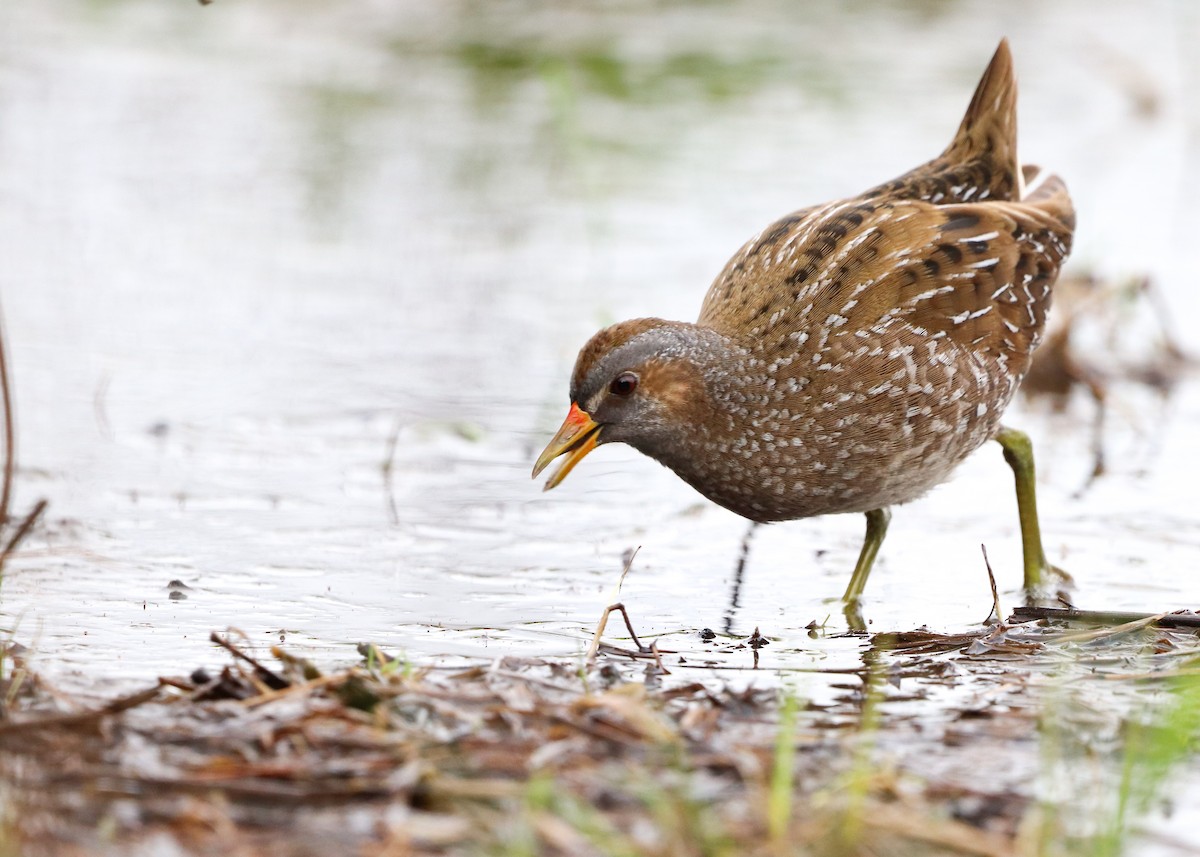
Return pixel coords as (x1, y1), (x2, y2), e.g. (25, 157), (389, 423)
(533, 403), (601, 490)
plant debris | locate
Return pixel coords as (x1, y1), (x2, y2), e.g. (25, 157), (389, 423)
(2, 609), (1200, 856)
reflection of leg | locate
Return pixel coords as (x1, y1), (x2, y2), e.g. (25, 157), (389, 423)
(994, 426), (1050, 591)
(723, 523), (758, 636)
(841, 507), (891, 604)
(843, 599), (866, 634)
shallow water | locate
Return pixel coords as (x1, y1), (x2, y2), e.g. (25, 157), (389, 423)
(1, 0), (1200, 807)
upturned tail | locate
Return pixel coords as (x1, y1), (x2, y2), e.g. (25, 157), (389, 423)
(940, 38), (1019, 200)
(865, 39), (1021, 204)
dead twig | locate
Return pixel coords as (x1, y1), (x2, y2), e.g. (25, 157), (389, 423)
(0, 685), (161, 735)
(81, 772), (398, 801)
(1010, 605), (1200, 629)
(863, 802), (1015, 857)
(981, 544), (1002, 626)
(616, 545), (639, 595)
(648, 638), (668, 674)
(0, 499), (47, 569)
(381, 416), (404, 526)
(209, 632), (288, 690)
(0, 305), (50, 573)
(0, 306), (14, 528)
(585, 602), (653, 662)
(1044, 612), (1168, 644)
(242, 673), (348, 709)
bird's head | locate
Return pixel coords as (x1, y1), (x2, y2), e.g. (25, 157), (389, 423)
(532, 318), (717, 490)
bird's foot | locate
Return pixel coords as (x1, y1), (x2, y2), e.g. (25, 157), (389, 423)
(1020, 561), (1074, 612)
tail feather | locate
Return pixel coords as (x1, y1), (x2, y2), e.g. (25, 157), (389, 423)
(1018, 170), (1075, 233)
(863, 39), (1021, 205)
(941, 37), (1019, 198)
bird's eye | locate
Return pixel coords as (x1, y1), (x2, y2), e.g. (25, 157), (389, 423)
(609, 372), (638, 397)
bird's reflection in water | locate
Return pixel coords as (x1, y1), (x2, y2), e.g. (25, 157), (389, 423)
(722, 523), (759, 636)
(722, 523), (872, 637)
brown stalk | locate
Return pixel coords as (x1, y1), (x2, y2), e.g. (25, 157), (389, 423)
(0, 308), (13, 529)
(1010, 605), (1200, 629)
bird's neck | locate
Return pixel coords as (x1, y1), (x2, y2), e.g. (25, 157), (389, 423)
(630, 322), (769, 470)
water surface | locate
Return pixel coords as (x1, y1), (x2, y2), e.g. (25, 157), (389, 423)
(0, 1), (1196, 713)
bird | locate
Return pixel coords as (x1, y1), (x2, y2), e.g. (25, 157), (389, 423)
(533, 39), (1075, 610)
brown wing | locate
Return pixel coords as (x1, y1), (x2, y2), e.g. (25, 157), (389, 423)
(698, 172), (1074, 376)
(832, 176), (1074, 372)
(697, 202), (823, 333)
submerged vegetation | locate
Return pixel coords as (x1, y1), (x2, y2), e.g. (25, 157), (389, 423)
(452, 39), (786, 108)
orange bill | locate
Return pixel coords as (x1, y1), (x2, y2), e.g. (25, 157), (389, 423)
(532, 402), (602, 491)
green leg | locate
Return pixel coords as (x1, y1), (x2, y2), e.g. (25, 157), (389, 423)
(841, 507), (891, 604)
(994, 426), (1050, 592)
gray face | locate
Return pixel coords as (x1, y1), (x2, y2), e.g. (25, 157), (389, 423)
(570, 326), (668, 405)
(569, 322), (723, 453)
(571, 335), (676, 448)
